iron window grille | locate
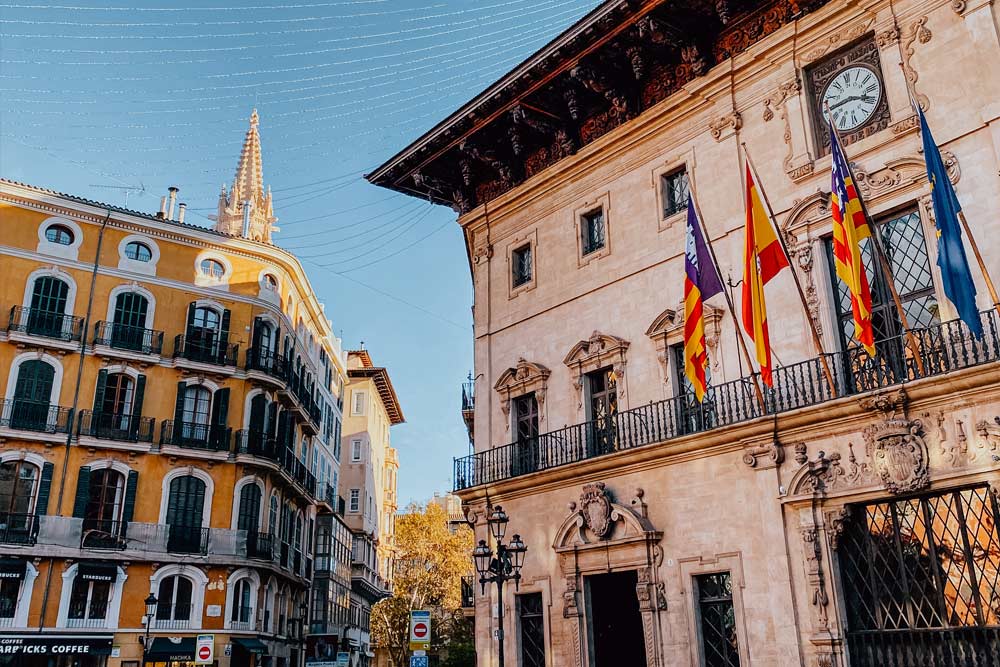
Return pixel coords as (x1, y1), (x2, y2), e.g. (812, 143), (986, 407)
(695, 572), (741, 667)
(838, 485), (1000, 664)
(581, 208), (606, 256)
(661, 168), (689, 218)
(518, 592), (546, 667)
(512, 244), (533, 288)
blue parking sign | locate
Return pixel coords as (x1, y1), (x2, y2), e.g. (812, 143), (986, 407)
(410, 656), (429, 667)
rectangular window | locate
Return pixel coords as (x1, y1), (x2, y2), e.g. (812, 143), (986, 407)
(581, 207), (606, 256)
(518, 592), (546, 667)
(513, 393), (539, 442)
(512, 244), (533, 288)
(661, 167), (689, 219)
(351, 440), (362, 462)
(349, 489), (360, 513)
(695, 572), (741, 667)
(352, 391), (366, 416)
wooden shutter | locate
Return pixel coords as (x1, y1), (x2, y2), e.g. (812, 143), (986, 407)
(219, 309), (232, 349)
(251, 316), (263, 356)
(173, 382), (187, 426)
(71, 466), (92, 518)
(92, 369), (108, 414)
(35, 462), (55, 515)
(185, 302), (196, 338)
(212, 388), (230, 427)
(132, 374), (147, 419)
(121, 470), (139, 523)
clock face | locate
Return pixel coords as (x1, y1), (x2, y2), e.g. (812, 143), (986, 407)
(822, 66), (883, 132)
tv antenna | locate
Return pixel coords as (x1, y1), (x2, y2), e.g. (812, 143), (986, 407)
(88, 182), (145, 207)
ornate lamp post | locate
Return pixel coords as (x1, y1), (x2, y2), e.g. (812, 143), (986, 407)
(142, 593), (157, 667)
(472, 504), (527, 667)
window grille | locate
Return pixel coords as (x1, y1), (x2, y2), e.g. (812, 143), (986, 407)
(581, 208), (606, 256)
(518, 592), (546, 667)
(512, 244), (533, 288)
(661, 168), (689, 218)
(695, 572), (741, 667)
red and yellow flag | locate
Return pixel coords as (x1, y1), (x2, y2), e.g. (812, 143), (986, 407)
(830, 125), (875, 356)
(741, 162), (789, 387)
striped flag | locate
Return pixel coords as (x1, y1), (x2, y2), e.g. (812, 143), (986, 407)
(741, 162), (789, 387)
(830, 122), (876, 355)
(683, 198), (724, 402)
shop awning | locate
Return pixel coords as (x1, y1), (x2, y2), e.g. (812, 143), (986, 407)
(0, 634), (112, 655)
(77, 562), (117, 582)
(147, 637), (196, 660)
(233, 637), (268, 654)
(0, 558), (26, 579)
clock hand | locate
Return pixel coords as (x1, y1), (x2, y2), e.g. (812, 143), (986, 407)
(829, 95), (862, 111)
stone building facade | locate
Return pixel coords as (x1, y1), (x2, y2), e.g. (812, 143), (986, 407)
(0, 113), (351, 667)
(369, 0), (1000, 664)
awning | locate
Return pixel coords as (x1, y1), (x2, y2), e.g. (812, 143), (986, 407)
(77, 562), (117, 583)
(0, 558), (26, 579)
(147, 637), (196, 660)
(0, 634), (113, 655)
(232, 637), (268, 654)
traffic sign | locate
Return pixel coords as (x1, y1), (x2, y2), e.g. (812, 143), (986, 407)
(409, 609), (432, 651)
(195, 635), (214, 665)
(410, 656), (429, 667)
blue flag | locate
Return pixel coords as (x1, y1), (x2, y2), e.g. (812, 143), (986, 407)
(919, 107), (982, 338)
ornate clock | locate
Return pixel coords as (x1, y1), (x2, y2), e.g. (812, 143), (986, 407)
(806, 37), (890, 154)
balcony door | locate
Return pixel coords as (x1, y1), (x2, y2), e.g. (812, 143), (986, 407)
(0, 461), (38, 543)
(11, 360), (54, 431)
(186, 305), (221, 361)
(512, 393), (539, 475)
(238, 483), (261, 534)
(81, 469), (126, 548)
(586, 368), (617, 457)
(166, 475), (205, 553)
(180, 385), (212, 443)
(110, 292), (149, 350)
(27, 276), (69, 338)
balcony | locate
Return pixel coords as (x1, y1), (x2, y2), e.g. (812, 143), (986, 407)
(246, 348), (289, 384)
(0, 513), (38, 546)
(80, 518), (128, 550)
(92, 321), (164, 356)
(153, 603), (193, 630)
(236, 429), (279, 459)
(229, 609), (254, 632)
(0, 399), (73, 435)
(166, 524), (209, 555)
(7, 306), (83, 343)
(455, 310), (1000, 491)
(65, 614), (109, 629)
(247, 531), (274, 560)
(78, 410), (155, 443)
(172, 334), (238, 367)
(160, 421), (231, 452)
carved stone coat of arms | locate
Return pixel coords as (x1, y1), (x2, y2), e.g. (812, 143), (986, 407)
(580, 482), (613, 539)
(864, 418), (930, 494)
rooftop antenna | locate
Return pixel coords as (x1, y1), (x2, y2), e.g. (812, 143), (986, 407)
(88, 182), (145, 208)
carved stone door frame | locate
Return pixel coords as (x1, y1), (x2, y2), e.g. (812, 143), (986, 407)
(553, 483), (665, 667)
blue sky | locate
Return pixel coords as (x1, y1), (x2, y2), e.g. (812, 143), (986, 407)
(0, 0), (601, 506)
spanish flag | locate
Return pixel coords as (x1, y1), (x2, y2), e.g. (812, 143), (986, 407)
(684, 197), (724, 402)
(830, 122), (876, 356)
(742, 162), (789, 387)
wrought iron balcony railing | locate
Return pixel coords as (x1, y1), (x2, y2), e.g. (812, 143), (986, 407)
(0, 399), (73, 434)
(160, 420), (231, 452)
(93, 321), (164, 355)
(80, 518), (128, 550)
(166, 524), (209, 555)
(236, 429), (279, 459)
(153, 603), (194, 630)
(0, 513), (38, 545)
(78, 410), (155, 443)
(7, 306), (83, 342)
(172, 334), (238, 367)
(246, 347), (289, 380)
(454, 310), (1000, 491)
(229, 608), (254, 631)
(247, 531), (274, 560)
(65, 614), (109, 629)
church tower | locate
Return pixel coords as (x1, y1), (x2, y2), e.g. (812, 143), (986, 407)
(211, 109), (278, 242)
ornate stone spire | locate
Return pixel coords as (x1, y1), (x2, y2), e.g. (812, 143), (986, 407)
(211, 109), (278, 242)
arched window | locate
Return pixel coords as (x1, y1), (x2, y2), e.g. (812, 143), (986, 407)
(81, 468), (126, 548)
(181, 386), (212, 438)
(262, 273), (278, 291)
(268, 495), (278, 535)
(11, 360), (56, 430)
(110, 292), (150, 351)
(44, 224), (74, 245)
(0, 460), (39, 518)
(237, 483), (261, 534)
(199, 258), (225, 279)
(156, 575), (194, 628)
(26, 276), (71, 339)
(67, 569), (112, 625)
(230, 578), (254, 628)
(123, 241), (152, 262)
(166, 475), (206, 554)
(100, 374), (134, 419)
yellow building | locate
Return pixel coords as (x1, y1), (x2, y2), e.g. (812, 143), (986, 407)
(0, 112), (350, 667)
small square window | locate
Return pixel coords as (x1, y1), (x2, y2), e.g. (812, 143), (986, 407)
(512, 244), (533, 288)
(581, 208), (606, 256)
(661, 168), (689, 219)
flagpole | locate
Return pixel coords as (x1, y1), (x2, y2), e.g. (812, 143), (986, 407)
(824, 103), (926, 375)
(741, 142), (839, 397)
(897, 70), (1000, 320)
(688, 176), (766, 411)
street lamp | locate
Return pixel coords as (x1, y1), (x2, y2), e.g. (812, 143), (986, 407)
(472, 504), (527, 667)
(142, 593), (157, 667)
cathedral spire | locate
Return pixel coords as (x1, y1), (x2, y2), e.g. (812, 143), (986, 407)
(212, 109), (278, 242)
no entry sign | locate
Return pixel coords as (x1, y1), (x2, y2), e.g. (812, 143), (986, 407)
(409, 610), (431, 651)
(194, 635), (214, 665)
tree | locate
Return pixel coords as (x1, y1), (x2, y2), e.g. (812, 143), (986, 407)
(372, 501), (474, 667)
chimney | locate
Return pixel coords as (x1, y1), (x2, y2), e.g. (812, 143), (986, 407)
(158, 196), (167, 218)
(167, 186), (179, 221)
(178, 203), (187, 225)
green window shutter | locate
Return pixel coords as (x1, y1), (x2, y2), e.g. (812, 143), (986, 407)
(212, 387), (230, 427)
(130, 374), (147, 438)
(185, 302), (196, 338)
(219, 309), (232, 349)
(121, 470), (139, 523)
(35, 462), (55, 516)
(251, 316), (263, 356)
(267, 402), (279, 438)
(71, 466), (92, 519)
(92, 368), (108, 414)
(173, 381), (187, 425)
